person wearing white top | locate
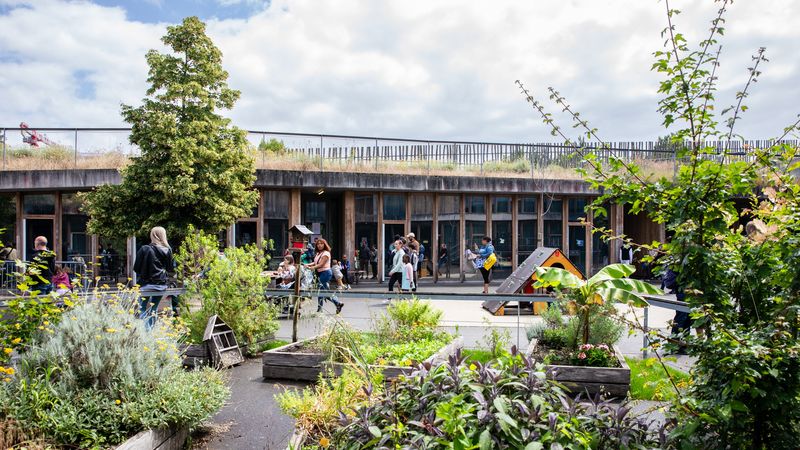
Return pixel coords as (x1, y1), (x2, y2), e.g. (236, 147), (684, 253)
(387, 239), (406, 295)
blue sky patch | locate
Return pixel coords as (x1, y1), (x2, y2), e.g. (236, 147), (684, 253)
(73, 70), (96, 100)
(92, 0), (271, 23)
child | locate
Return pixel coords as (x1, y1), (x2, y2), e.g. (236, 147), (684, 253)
(331, 259), (346, 290)
(401, 254), (415, 293)
(277, 255), (296, 289)
(51, 265), (71, 295)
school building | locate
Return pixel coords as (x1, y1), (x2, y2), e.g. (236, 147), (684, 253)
(0, 167), (663, 284)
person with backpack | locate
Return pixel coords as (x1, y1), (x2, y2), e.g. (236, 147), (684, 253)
(133, 226), (174, 330)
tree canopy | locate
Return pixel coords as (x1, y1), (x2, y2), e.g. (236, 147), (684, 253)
(82, 16), (258, 239)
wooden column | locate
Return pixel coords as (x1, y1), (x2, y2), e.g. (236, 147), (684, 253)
(91, 234), (99, 276)
(289, 188), (302, 226)
(256, 190), (264, 248)
(459, 194), (465, 282)
(511, 195), (518, 270)
(377, 193), (384, 281)
(15, 193), (22, 257)
(585, 200), (593, 275)
(127, 236), (136, 284)
(432, 194), (439, 283)
(610, 203), (625, 263)
(343, 190), (355, 259)
(54, 191), (61, 260)
(537, 193), (544, 247)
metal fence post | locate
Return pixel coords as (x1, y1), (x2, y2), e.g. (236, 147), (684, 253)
(642, 306), (649, 359)
(375, 139), (379, 171)
(319, 136), (323, 171)
(2, 128), (6, 170)
(74, 128), (78, 168)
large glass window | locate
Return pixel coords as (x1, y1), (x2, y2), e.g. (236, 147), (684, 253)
(383, 194), (406, 221)
(98, 236), (127, 283)
(569, 225), (587, 275)
(517, 196), (538, 263)
(23, 194), (55, 215)
(355, 194), (378, 277)
(24, 218), (53, 261)
(592, 204), (610, 274)
(235, 221), (257, 247)
(411, 194), (433, 278)
(0, 194), (16, 254)
(61, 193), (91, 262)
(264, 191), (289, 268)
(568, 198), (587, 222)
(543, 198), (563, 249)
(437, 195), (460, 279)
(491, 197), (512, 277)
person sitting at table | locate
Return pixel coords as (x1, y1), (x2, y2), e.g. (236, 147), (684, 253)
(277, 255), (296, 289)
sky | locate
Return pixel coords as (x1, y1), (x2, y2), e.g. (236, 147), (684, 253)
(0, 0), (798, 143)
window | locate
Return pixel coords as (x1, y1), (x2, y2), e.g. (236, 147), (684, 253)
(543, 198), (563, 248)
(592, 204), (610, 274)
(264, 191), (290, 267)
(23, 194), (55, 215)
(492, 197), (512, 215)
(465, 196), (485, 215)
(61, 193), (91, 261)
(383, 194), (405, 220)
(264, 191), (289, 219)
(568, 198), (587, 222)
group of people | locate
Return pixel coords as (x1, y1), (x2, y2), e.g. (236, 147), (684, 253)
(357, 238), (379, 280)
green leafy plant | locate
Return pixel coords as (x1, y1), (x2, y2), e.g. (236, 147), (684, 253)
(534, 264), (661, 345)
(0, 294), (228, 448)
(626, 357), (689, 401)
(183, 243), (278, 349)
(329, 349), (664, 449)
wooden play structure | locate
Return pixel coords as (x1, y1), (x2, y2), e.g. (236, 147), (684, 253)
(482, 247), (585, 316)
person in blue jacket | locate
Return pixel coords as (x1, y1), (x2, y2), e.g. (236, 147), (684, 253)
(477, 236), (495, 294)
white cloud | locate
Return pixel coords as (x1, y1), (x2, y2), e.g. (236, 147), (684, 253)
(0, 0), (798, 144)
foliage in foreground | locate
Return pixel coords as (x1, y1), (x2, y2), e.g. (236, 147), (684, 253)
(626, 357), (689, 402)
(329, 349), (664, 449)
(519, 1), (800, 446)
(0, 296), (229, 449)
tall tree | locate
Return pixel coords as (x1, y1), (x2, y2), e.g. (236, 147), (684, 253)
(82, 16), (258, 239)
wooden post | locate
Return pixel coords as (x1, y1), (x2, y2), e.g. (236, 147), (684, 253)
(256, 190), (264, 249)
(343, 191), (355, 260)
(432, 194), (439, 283)
(289, 188), (302, 227)
(291, 248), (302, 343)
(377, 193), (384, 281)
(459, 194), (465, 282)
(127, 236), (136, 284)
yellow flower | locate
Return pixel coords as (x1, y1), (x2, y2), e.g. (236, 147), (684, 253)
(5, 367), (14, 376)
(115, 399), (121, 405)
(43, 321), (49, 326)
(95, 335), (102, 340)
(106, 328), (118, 333)
(14, 323), (20, 329)
(2, 377), (9, 383)
(11, 338), (22, 345)
(319, 437), (330, 448)
(3, 348), (11, 355)
(469, 363), (477, 371)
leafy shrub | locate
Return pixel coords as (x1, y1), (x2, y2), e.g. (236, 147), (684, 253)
(182, 239), (278, 349)
(0, 294), (228, 448)
(540, 327), (569, 348)
(374, 298), (442, 341)
(483, 157), (531, 174)
(329, 349), (664, 449)
(277, 368), (382, 438)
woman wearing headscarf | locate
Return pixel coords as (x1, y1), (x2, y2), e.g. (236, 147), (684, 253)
(134, 226), (175, 329)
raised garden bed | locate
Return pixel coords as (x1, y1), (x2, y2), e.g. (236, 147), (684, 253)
(115, 426), (188, 450)
(263, 335), (463, 381)
(526, 338), (630, 397)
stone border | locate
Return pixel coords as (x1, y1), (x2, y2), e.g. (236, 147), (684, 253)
(115, 427), (188, 450)
(526, 339), (630, 398)
(262, 335), (464, 381)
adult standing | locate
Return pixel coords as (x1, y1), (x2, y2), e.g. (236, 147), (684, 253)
(387, 239), (406, 296)
(305, 238), (343, 314)
(477, 236), (495, 294)
(369, 244), (378, 280)
(406, 233), (419, 292)
(29, 236), (55, 295)
(133, 226), (174, 330)
(437, 243), (449, 278)
(358, 238), (370, 278)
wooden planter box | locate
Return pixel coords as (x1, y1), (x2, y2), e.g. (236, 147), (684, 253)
(263, 335), (463, 381)
(181, 343), (211, 368)
(526, 339), (630, 398)
(115, 427), (188, 450)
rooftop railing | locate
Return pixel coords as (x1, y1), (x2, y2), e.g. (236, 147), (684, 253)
(1, 127), (794, 177)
